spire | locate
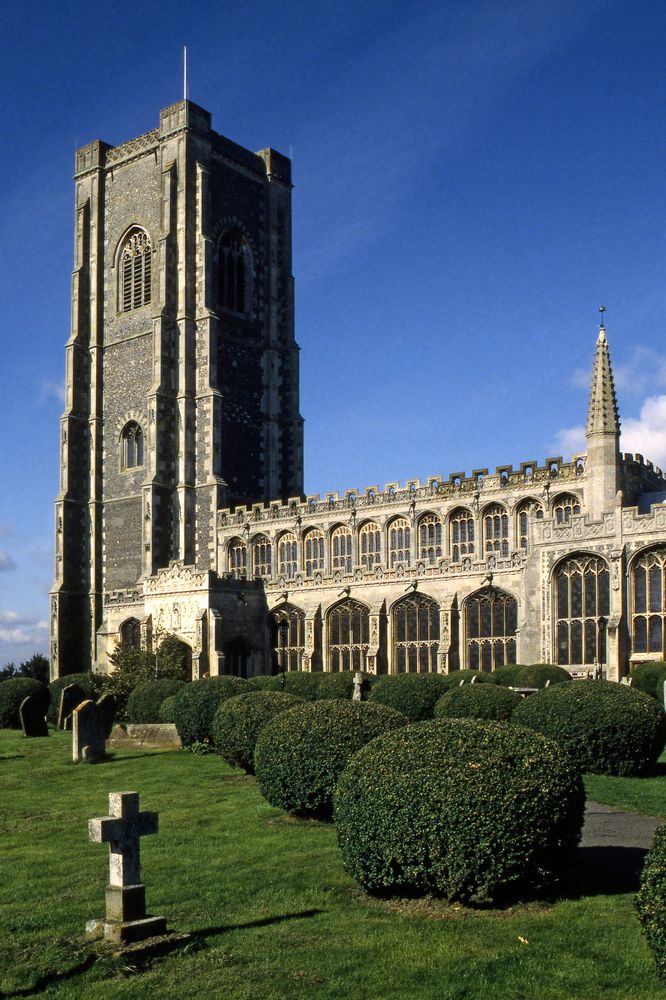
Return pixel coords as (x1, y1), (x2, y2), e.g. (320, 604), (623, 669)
(586, 307), (620, 438)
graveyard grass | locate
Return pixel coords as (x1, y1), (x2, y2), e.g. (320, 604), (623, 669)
(1, 732), (664, 1000)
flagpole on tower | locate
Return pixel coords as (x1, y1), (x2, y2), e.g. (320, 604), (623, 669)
(184, 46), (188, 101)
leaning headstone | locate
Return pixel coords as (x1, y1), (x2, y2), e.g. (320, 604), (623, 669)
(72, 700), (105, 763)
(58, 683), (86, 730)
(19, 694), (49, 738)
(352, 671), (363, 702)
(663, 679), (666, 711)
(96, 693), (116, 739)
(87, 791), (167, 944)
(470, 674), (478, 685)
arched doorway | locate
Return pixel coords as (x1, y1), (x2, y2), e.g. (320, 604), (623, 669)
(224, 636), (253, 678)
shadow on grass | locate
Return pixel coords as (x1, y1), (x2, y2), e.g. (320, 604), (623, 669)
(189, 907), (324, 940)
(4, 954), (98, 997)
(562, 845), (649, 898)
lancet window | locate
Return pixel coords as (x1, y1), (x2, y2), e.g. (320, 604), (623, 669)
(120, 228), (152, 312)
(327, 599), (370, 673)
(278, 532), (298, 579)
(331, 525), (352, 573)
(271, 604), (305, 672)
(392, 594), (440, 673)
(450, 508), (475, 562)
(465, 588), (517, 671)
(553, 493), (581, 525)
(483, 504), (509, 558)
(304, 529), (324, 576)
(252, 534), (272, 578)
(631, 547), (666, 658)
(388, 518), (411, 567)
(121, 422), (144, 469)
(228, 538), (247, 579)
(219, 229), (249, 313)
(517, 500), (543, 552)
(554, 554), (609, 667)
(360, 522), (381, 570)
(418, 514), (442, 565)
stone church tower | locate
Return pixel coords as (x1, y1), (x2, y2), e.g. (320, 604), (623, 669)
(51, 100), (302, 676)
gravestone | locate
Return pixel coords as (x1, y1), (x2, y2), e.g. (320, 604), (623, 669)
(96, 693), (116, 738)
(58, 683), (86, 730)
(470, 674), (478, 684)
(352, 671), (363, 702)
(87, 791), (167, 944)
(19, 694), (49, 737)
(663, 679), (666, 711)
(72, 700), (105, 763)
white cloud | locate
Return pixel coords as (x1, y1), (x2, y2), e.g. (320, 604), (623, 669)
(0, 550), (16, 571)
(552, 425), (586, 458)
(552, 394), (666, 471)
(571, 347), (666, 395)
(39, 379), (65, 404)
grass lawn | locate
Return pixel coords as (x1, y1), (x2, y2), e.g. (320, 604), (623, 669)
(0, 729), (663, 999)
(584, 750), (666, 819)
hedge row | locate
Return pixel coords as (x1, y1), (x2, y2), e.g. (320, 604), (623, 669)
(494, 664), (572, 688)
(630, 661), (666, 701)
(212, 691), (303, 772)
(0, 678), (50, 729)
(435, 684), (521, 722)
(127, 679), (186, 724)
(47, 672), (98, 724)
(172, 676), (257, 747)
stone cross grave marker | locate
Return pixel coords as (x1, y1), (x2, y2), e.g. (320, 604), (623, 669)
(88, 791), (167, 945)
(19, 694), (49, 738)
(352, 671), (363, 701)
(72, 700), (105, 763)
(58, 683), (86, 730)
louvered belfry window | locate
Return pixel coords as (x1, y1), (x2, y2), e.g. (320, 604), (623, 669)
(121, 229), (152, 311)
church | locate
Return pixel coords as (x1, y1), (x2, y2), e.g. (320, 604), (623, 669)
(50, 99), (666, 683)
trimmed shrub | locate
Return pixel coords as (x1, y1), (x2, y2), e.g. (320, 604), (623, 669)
(630, 661), (666, 701)
(158, 695), (179, 723)
(0, 678), (50, 729)
(173, 676), (256, 748)
(251, 675), (277, 691)
(47, 672), (97, 723)
(127, 679), (186, 724)
(512, 680), (666, 776)
(439, 670), (499, 692)
(494, 664), (572, 689)
(254, 700), (407, 818)
(434, 684), (520, 722)
(368, 673), (449, 721)
(256, 671), (322, 701)
(316, 671), (376, 701)
(211, 691), (303, 771)
(333, 718), (585, 903)
(636, 824), (666, 983)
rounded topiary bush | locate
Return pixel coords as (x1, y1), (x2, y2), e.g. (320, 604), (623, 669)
(512, 680), (666, 776)
(434, 683), (521, 722)
(254, 700), (407, 818)
(127, 679), (186, 724)
(158, 694), (178, 723)
(333, 718), (585, 903)
(316, 671), (375, 701)
(211, 691), (303, 771)
(636, 824), (666, 983)
(256, 671), (322, 700)
(439, 670), (499, 692)
(0, 678), (50, 729)
(494, 664), (572, 689)
(47, 672), (97, 723)
(368, 673), (449, 721)
(630, 661), (666, 701)
(173, 676), (256, 748)
(251, 675), (277, 691)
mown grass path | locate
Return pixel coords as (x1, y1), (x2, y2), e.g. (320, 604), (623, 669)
(0, 730), (663, 999)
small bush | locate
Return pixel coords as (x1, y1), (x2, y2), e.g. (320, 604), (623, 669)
(333, 718), (585, 903)
(127, 679), (186, 724)
(512, 680), (666, 776)
(172, 676), (256, 748)
(368, 673), (449, 721)
(439, 670), (499, 692)
(256, 671), (322, 701)
(435, 684), (520, 722)
(254, 700), (407, 818)
(47, 672), (97, 724)
(158, 695), (179, 723)
(252, 675), (277, 691)
(211, 691), (303, 772)
(494, 664), (572, 688)
(316, 671), (375, 701)
(630, 661), (666, 701)
(636, 824), (666, 983)
(0, 678), (50, 729)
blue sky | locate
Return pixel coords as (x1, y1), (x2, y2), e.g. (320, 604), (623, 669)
(1, 0), (666, 665)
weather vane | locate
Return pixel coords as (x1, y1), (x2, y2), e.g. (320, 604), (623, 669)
(598, 304), (606, 329)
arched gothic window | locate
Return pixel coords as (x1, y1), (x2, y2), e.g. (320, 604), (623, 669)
(304, 529), (324, 576)
(554, 554), (609, 667)
(219, 229), (249, 313)
(121, 421), (144, 469)
(271, 604), (305, 672)
(465, 588), (517, 671)
(392, 594), (440, 673)
(278, 532), (298, 579)
(516, 500), (543, 552)
(418, 513), (442, 565)
(252, 534), (272, 578)
(552, 493), (581, 525)
(388, 518), (411, 567)
(120, 618), (141, 649)
(483, 504), (509, 558)
(228, 537), (247, 579)
(331, 525), (352, 573)
(360, 522), (381, 570)
(450, 508), (474, 562)
(120, 228), (152, 312)
(631, 547), (666, 658)
(327, 599), (370, 672)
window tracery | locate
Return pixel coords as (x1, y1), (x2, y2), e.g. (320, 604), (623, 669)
(360, 522), (381, 570)
(450, 508), (474, 562)
(120, 228), (152, 312)
(418, 513), (443, 565)
(388, 518), (411, 567)
(554, 554), (609, 666)
(465, 588), (517, 671)
(121, 421), (144, 469)
(331, 525), (352, 573)
(483, 504), (509, 558)
(304, 529), (324, 576)
(392, 594), (439, 672)
(119, 618), (141, 649)
(516, 500), (543, 552)
(228, 537), (247, 579)
(631, 547), (666, 658)
(552, 493), (581, 525)
(271, 604), (305, 672)
(219, 229), (249, 313)
(252, 534), (272, 578)
(278, 532), (298, 579)
(327, 599), (369, 672)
